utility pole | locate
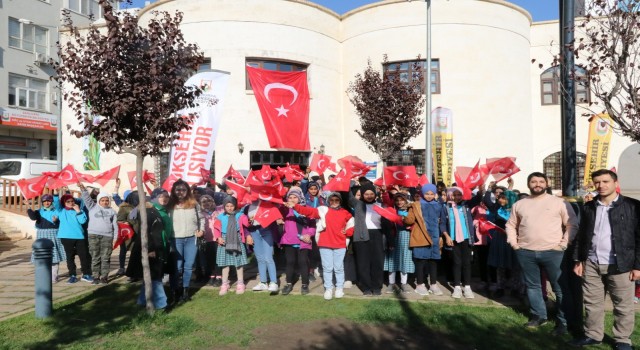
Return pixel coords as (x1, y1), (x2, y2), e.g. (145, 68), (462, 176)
(560, 0), (577, 196)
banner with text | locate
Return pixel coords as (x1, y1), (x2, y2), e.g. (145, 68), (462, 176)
(169, 71), (230, 185)
(431, 107), (454, 185)
(583, 113), (613, 186)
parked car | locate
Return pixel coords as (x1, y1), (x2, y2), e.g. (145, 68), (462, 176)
(0, 159), (57, 199)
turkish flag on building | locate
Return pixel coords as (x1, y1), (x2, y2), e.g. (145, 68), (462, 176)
(17, 175), (49, 200)
(246, 66), (310, 150)
(323, 167), (352, 192)
(254, 201), (283, 228)
(384, 166), (419, 187)
(309, 153), (332, 174)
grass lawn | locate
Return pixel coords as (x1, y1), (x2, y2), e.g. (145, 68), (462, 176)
(0, 283), (637, 350)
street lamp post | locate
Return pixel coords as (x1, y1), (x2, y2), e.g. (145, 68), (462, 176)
(560, 0), (577, 196)
(424, 0), (433, 181)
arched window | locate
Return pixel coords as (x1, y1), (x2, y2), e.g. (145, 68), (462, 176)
(542, 151), (586, 190)
(540, 66), (590, 105)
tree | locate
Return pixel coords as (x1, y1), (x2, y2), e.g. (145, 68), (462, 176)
(53, 0), (206, 313)
(347, 55), (426, 163)
(569, 0), (640, 142)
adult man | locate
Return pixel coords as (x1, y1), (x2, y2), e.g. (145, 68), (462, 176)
(506, 172), (578, 334)
(570, 169), (640, 350)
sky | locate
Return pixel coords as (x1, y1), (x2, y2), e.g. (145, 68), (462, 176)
(126, 0), (559, 22)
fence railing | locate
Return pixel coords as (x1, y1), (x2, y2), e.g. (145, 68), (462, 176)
(0, 178), (81, 216)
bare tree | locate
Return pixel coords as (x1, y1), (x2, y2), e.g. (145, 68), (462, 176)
(570, 0), (640, 142)
(347, 55), (426, 162)
(53, 0), (206, 313)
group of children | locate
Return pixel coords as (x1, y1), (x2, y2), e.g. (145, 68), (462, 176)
(28, 169), (538, 308)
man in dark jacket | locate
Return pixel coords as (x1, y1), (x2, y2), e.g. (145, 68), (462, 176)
(570, 169), (640, 350)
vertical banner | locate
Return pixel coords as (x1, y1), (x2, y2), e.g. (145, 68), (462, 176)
(431, 107), (453, 185)
(169, 71), (230, 185)
(583, 113), (613, 185)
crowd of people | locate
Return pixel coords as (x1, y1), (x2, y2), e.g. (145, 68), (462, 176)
(26, 167), (640, 349)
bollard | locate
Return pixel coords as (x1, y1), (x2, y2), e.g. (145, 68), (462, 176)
(32, 238), (54, 319)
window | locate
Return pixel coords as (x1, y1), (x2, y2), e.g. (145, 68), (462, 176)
(384, 59), (440, 94)
(0, 162), (21, 176)
(542, 151), (586, 190)
(249, 151), (311, 170)
(8, 18), (48, 54)
(246, 58), (307, 90)
(540, 66), (590, 105)
(67, 0), (104, 18)
(198, 58), (211, 72)
(386, 149), (426, 175)
(8, 74), (48, 111)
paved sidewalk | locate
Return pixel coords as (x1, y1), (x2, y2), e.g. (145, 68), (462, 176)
(0, 239), (632, 322)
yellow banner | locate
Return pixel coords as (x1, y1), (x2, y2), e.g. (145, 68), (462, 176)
(431, 107), (453, 185)
(583, 113), (612, 186)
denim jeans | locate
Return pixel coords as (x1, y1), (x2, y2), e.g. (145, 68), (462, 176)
(137, 280), (168, 309)
(319, 247), (346, 290)
(174, 236), (197, 288)
(251, 231), (277, 283)
(516, 249), (566, 324)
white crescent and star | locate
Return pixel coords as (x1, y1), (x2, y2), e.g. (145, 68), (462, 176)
(60, 170), (74, 181)
(317, 159), (326, 169)
(392, 171), (407, 181)
(468, 173), (480, 183)
(27, 183), (37, 194)
(264, 83), (298, 118)
(258, 191), (273, 201)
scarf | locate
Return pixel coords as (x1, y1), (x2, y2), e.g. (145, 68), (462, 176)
(224, 213), (241, 253)
(449, 201), (464, 243)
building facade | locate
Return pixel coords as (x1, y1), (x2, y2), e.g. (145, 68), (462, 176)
(58, 0), (638, 194)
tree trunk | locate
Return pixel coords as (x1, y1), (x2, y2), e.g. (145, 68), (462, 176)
(136, 150), (154, 314)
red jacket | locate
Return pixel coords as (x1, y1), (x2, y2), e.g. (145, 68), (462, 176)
(293, 204), (354, 249)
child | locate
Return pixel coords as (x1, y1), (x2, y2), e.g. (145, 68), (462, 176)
(383, 193), (415, 293)
(445, 187), (476, 299)
(214, 196), (252, 295)
(485, 189), (518, 298)
(304, 182), (323, 283)
(80, 183), (118, 284)
(288, 192), (354, 300)
(27, 194), (66, 282)
(197, 194), (223, 287)
(279, 186), (316, 295)
(404, 184), (449, 296)
(56, 193), (90, 284)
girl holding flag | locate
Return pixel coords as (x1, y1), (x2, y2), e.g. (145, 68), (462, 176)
(27, 194), (66, 283)
(214, 196), (252, 295)
(383, 192), (415, 294)
(445, 187), (476, 299)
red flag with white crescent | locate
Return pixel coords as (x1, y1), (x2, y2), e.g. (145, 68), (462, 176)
(487, 157), (520, 182)
(162, 174), (180, 192)
(250, 185), (284, 204)
(83, 165), (121, 186)
(17, 175), (49, 200)
(477, 218), (505, 236)
(309, 153), (332, 174)
(418, 174), (430, 186)
(113, 221), (135, 249)
(323, 167), (352, 192)
(464, 160), (484, 189)
(372, 205), (403, 225)
(50, 164), (81, 189)
(383, 166), (419, 187)
(337, 156), (371, 178)
(253, 201), (283, 228)
(222, 165), (245, 185)
(246, 66), (310, 150)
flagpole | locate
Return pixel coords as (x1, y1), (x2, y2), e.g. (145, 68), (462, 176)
(424, 0), (433, 181)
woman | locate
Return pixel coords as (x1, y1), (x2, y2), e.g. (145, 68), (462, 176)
(168, 180), (204, 302)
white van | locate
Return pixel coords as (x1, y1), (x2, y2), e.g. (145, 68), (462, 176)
(0, 159), (57, 198)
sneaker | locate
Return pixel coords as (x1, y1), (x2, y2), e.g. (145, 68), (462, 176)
(385, 284), (397, 294)
(309, 274), (317, 283)
(252, 282), (269, 291)
(236, 283), (246, 295)
(451, 286), (462, 299)
(268, 282), (279, 292)
(463, 285), (475, 299)
(335, 288), (344, 298)
(525, 317), (548, 328)
(400, 284), (412, 293)
(81, 275), (94, 283)
(301, 284), (310, 295)
(91, 278), (100, 285)
(415, 284), (429, 296)
(100, 277), (109, 284)
(343, 281), (353, 289)
(615, 342), (633, 350)
(324, 288), (333, 300)
(568, 336), (601, 346)
(67, 275), (78, 284)
(282, 283), (293, 295)
(430, 284), (444, 296)
(115, 268), (125, 277)
(219, 282), (230, 296)
(373, 289), (382, 296)
(314, 268), (321, 277)
(363, 290), (373, 297)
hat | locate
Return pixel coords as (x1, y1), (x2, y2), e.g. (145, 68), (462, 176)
(150, 188), (168, 200)
(447, 186), (464, 200)
(421, 184), (437, 194)
(123, 190), (132, 201)
(60, 194), (75, 207)
(360, 183), (377, 199)
(97, 192), (110, 202)
(199, 194), (214, 204)
(327, 192), (342, 204)
(41, 194), (53, 202)
(286, 186), (305, 205)
(222, 195), (237, 208)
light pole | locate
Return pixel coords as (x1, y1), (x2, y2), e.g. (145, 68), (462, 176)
(560, 0), (577, 196)
(424, 0), (433, 180)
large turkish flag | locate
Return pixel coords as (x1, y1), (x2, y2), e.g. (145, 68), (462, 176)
(246, 66), (310, 150)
